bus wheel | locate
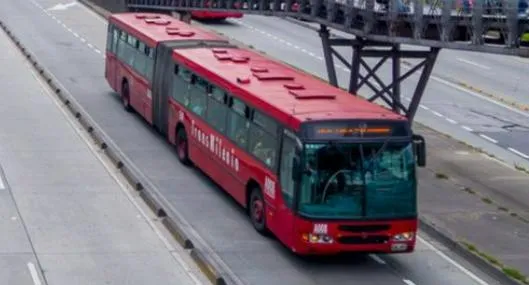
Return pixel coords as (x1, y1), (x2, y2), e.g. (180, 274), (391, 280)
(250, 187), (267, 235)
(175, 127), (191, 166)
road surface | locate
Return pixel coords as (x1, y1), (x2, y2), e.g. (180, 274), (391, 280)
(0, 1), (507, 285)
(0, 21), (208, 285)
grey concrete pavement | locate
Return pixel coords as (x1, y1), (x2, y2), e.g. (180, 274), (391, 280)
(0, 23), (206, 285)
(0, 0), (514, 284)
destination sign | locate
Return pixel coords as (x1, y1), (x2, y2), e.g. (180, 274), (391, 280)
(304, 120), (409, 140)
(315, 127), (391, 136)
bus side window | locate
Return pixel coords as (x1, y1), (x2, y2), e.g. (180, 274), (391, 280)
(189, 75), (208, 117)
(249, 111), (278, 169)
(144, 46), (154, 82)
(206, 86), (227, 133)
(133, 41), (147, 80)
(171, 64), (191, 106)
(279, 133), (297, 208)
(116, 30), (127, 62)
(227, 97), (249, 149)
(125, 35), (138, 67)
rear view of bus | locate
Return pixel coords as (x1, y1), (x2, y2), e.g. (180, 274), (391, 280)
(285, 117), (425, 255)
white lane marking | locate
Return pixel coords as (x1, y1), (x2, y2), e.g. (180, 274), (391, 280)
(80, 38), (86, 43)
(417, 236), (490, 285)
(430, 76), (529, 119)
(47, 2), (78, 11)
(87, 43), (93, 49)
(369, 254), (386, 265)
(432, 111), (444, 117)
(94, 49), (101, 54)
(27, 262), (42, 285)
(419, 105), (430, 110)
(72, 32), (79, 38)
(456, 58), (491, 70)
(479, 134), (498, 144)
(508, 147), (529, 159)
(402, 279), (416, 285)
(30, 62), (204, 285)
(0, 174), (5, 190)
(446, 118), (458, 124)
(462, 125), (474, 132)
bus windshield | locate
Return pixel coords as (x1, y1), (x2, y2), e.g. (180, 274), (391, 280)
(298, 141), (416, 219)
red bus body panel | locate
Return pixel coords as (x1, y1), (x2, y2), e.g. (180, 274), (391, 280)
(104, 12), (416, 256)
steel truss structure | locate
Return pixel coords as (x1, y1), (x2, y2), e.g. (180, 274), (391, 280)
(320, 25), (438, 122)
(126, 0), (529, 57)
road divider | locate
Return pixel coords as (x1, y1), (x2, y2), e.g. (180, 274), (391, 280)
(0, 17), (234, 285)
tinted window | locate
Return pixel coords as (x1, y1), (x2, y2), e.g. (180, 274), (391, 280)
(254, 111), (278, 136)
(172, 65), (190, 105)
(249, 124), (277, 169)
(189, 75), (208, 117)
(206, 86), (227, 133)
(227, 98), (249, 149)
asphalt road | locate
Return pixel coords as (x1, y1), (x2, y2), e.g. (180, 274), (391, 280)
(0, 1), (507, 285)
(0, 22), (207, 285)
(200, 15), (529, 171)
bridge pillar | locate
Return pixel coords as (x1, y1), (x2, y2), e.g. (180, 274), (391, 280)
(319, 25), (440, 124)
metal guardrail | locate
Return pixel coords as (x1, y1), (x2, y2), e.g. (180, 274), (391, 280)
(126, 0), (529, 57)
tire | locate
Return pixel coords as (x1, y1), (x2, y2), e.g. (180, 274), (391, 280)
(249, 187), (268, 235)
(121, 81), (132, 112)
(175, 127), (192, 166)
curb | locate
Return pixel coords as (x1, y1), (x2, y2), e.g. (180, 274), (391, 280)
(418, 216), (524, 285)
(0, 17), (235, 285)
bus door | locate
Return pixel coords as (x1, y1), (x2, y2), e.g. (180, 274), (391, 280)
(273, 131), (299, 246)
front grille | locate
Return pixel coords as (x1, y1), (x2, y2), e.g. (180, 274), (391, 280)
(338, 235), (389, 245)
(338, 224), (391, 233)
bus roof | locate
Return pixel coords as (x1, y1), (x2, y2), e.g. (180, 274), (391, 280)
(172, 47), (406, 129)
(109, 13), (227, 47)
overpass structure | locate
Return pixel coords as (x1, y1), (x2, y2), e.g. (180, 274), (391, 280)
(125, 0), (529, 122)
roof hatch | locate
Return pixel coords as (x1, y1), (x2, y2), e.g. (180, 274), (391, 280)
(176, 31), (195, 37)
(250, 66), (268, 73)
(165, 27), (180, 35)
(214, 53), (232, 60)
(145, 18), (171, 25)
(289, 90), (336, 100)
(212, 48), (228, 54)
(253, 73), (294, 81)
(232, 56), (249, 63)
(283, 83), (304, 90)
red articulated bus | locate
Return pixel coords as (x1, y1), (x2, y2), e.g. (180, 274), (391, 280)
(105, 12), (427, 255)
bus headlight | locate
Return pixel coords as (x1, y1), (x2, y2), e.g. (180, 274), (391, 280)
(302, 233), (334, 244)
(392, 232), (415, 242)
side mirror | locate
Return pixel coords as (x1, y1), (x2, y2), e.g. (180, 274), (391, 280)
(412, 134), (426, 167)
(292, 156), (302, 181)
